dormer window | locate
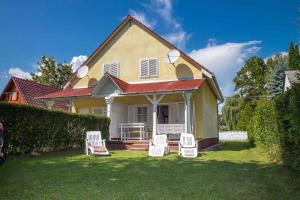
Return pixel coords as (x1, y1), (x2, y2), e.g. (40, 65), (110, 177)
(140, 58), (159, 78)
(103, 62), (119, 77)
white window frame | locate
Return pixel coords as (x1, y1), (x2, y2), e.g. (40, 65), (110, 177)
(92, 106), (107, 117)
(102, 61), (120, 77)
(135, 105), (148, 123)
(139, 57), (159, 78)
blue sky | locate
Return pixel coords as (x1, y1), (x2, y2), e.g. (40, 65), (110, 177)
(0, 0), (299, 96)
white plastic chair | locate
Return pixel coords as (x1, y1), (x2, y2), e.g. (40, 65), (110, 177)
(179, 133), (198, 158)
(148, 134), (169, 157)
(85, 131), (109, 155)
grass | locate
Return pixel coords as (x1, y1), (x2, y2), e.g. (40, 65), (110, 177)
(0, 142), (299, 200)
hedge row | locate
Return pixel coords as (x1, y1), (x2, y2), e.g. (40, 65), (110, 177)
(0, 102), (110, 155)
(249, 83), (300, 171)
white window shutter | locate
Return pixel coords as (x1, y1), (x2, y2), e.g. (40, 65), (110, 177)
(148, 105), (153, 123)
(140, 60), (149, 78)
(110, 62), (119, 77)
(103, 64), (110, 75)
(169, 104), (177, 123)
(149, 58), (158, 77)
(178, 103), (185, 124)
(128, 105), (135, 123)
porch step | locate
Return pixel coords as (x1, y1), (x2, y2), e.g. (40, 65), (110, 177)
(107, 140), (180, 152)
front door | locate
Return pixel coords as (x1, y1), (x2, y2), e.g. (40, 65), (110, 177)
(157, 105), (169, 124)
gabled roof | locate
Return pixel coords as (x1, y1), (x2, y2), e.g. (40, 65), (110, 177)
(40, 73), (206, 99)
(65, 15), (214, 86)
(285, 70), (299, 84)
(0, 77), (67, 109)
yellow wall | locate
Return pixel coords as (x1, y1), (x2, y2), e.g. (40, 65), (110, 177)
(68, 22), (203, 88)
(72, 97), (106, 113)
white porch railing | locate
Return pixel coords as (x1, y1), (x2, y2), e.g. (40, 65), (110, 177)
(120, 123), (185, 140)
(120, 123), (151, 140)
(157, 124), (185, 140)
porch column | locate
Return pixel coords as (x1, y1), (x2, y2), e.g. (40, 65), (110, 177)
(105, 96), (114, 140)
(145, 94), (165, 139)
(67, 99), (73, 112)
(105, 96), (114, 118)
(152, 95), (158, 139)
(183, 91), (192, 133)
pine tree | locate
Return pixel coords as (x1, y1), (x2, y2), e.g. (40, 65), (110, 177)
(288, 42), (300, 70)
(31, 56), (72, 89)
(267, 54), (288, 97)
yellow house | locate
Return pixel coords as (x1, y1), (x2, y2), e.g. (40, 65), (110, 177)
(40, 15), (223, 150)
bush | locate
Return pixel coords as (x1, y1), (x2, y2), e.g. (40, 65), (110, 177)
(275, 83), (300, 170)
(0, 102), (110, 155)
(250, 99), (281, 161)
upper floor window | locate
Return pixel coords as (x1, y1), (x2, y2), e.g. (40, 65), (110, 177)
(140, 58), (159, 78)
(103, 62), (119, 78)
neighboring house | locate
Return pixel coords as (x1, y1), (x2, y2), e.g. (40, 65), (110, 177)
(0, 77), (67, 110)
(39, 15), (223, 150)
(284, 70), (299, 92)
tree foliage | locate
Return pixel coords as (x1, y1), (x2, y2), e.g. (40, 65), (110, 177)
(31, 56), (72, 89)
(288, 42), (300, 70)
(233, 57), (269, 98)
(221, 96), (242, 130)
(267, 54), (288, 97)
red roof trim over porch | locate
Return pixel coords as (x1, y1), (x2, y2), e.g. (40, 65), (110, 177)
(38, 75), (206, 99)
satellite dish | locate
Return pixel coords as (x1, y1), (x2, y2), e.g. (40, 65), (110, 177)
(165, 49), (180, 64)
(76, 65), (89, 78)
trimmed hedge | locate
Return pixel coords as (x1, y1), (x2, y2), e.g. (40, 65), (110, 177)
(250, 99), (281, 161)
(0, 102), (110, 155)
(275, 84), (300, 170)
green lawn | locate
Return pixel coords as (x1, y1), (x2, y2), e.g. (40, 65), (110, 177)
(0, 143), (299, 200)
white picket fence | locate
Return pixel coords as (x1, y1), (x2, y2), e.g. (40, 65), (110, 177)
(219, 131), (248, 141)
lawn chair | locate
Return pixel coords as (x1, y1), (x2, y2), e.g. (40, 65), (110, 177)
(85, 131), (109, 155)
(148, 134), (169, 157)
(179, 133), (198, 158)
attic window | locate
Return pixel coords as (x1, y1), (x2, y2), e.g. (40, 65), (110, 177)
(140, 58), (159, 78)
(103, 62), (119, 78)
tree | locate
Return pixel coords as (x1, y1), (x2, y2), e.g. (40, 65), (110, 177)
(233, 57), (269, 98)
(221, 95), (242, 130)
(267, 54), (288, 97)
(31, 56), (72, 89)
(288, 42), (300, 70)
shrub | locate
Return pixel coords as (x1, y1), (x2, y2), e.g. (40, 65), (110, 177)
(250, 99), (281, 161)
(0, 102), (110, 155)
(275, 83), (300, 170)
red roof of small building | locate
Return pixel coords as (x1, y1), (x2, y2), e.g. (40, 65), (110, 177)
(39, 74), (205, 99)
(0, 77), (67, 109)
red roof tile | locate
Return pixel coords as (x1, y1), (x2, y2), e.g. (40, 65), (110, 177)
(38, 87), (93, 99)
(109, 74), (205, 94)
(39, 74), (205, 99)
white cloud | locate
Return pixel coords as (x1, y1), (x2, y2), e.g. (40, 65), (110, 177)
(150, 0), (189, 49)
(264, 51), (288, 62)
(70, 55), (88, 72)
(189, 40), (262, 96)
(165, 31), (191, 49)
(8, 67), (32, 80)
(129, 10), (156, 29)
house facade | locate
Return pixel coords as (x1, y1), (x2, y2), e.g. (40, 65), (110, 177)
(39, 16), (223, 149)
(0, 77), (67, 110)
